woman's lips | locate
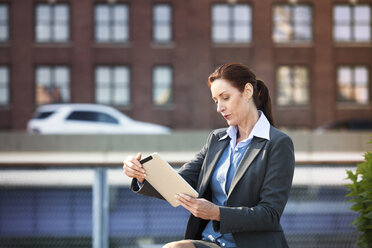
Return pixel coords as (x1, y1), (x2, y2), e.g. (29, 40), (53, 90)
(223, 114), (230, 120)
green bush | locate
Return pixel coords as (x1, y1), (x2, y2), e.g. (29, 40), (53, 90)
(345, 143), (372, 248)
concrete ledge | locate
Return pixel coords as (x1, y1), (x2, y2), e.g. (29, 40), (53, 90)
(0, 131), (370, 166)
(0, 166), (356, 187)
(0, 151), (366, 167)
(288, 131), (372, 152)
(0, 131), (371, 152)
(0, 131), (210, 152)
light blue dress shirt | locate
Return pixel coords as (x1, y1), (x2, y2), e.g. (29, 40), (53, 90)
(201, 111), (271, 248)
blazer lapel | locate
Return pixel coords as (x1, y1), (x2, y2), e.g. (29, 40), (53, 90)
(227, 137), (267, 198)
(197, 134), (230, 196)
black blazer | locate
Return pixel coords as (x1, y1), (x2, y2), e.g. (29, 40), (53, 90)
(132, 126), (295, 248)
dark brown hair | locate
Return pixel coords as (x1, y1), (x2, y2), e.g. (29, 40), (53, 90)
(208, 63), (274, 126)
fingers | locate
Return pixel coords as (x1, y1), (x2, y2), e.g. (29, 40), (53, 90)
(135, 152), (142, 161)
(176, 194), (199, 213)
(176, 194), (196, 206)
(123, 154), (146, 182)
(124, 164), (146, 181)
(175, 194), (220, 221)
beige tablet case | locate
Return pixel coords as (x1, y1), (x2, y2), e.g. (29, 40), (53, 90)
(140, 152), (199, 207)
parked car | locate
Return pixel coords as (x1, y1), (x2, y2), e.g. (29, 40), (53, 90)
(27, 104), (171, 134)
(315, 118), (372, 133)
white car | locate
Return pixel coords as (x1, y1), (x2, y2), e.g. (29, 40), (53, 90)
(27, 104), (171, 134)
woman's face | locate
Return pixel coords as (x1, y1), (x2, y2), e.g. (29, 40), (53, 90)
(210, 78), (252, 126)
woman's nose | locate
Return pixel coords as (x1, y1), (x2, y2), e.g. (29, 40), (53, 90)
(217, 103), (224, 113)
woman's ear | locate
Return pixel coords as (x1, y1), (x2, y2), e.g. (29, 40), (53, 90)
(244, 83), (254, 101)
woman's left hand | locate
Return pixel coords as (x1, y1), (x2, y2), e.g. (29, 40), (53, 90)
(176, 193), (220, 221)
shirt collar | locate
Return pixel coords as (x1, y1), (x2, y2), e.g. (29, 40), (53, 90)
(219, 111), (271, 142)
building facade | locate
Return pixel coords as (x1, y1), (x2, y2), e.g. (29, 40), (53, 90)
(0, 0), (371, 130)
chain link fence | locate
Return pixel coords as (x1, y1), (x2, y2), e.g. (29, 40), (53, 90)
(0, 166), (359, 248)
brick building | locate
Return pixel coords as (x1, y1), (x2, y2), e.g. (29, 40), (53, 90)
(0, 0), (371, 130)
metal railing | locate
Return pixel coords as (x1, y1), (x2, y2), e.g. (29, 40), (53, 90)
(0, 163), (360, 248)
(0, 131), (369, 247)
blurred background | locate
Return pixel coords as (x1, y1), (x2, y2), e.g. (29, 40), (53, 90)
(0, 0), (372, 247)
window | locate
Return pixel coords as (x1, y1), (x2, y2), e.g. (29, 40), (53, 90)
(153, 4), (172, 43)
(153, 66), (172, 106)
(0, 66), (9, 106)
(277, 66), (309, 106)
(0, 4), (9, 42)
(95, 66), (130, 106)
(337, 66), (369, 104)
(33, 111), (55, 119)
(95, 4), (129, 43)
(35, 4), (69, 42)
(35, 66), (70, 105)
(67, 111), (119, 124)
(273, 4), (312, 43)
(334, 4), (371, 42)
(212, 4), (252, 43)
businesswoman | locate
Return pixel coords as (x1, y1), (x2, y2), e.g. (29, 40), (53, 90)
(123, 63), (295, 248)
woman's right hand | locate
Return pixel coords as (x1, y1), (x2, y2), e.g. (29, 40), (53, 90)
(123, 152), (147, 183)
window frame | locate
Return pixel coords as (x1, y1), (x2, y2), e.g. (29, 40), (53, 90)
(94, 65), (131, 106)
(0, 65), (10, 106)
(333, 4), (372, 43)
(276, 65), (311, 107)
(152, 65), (173, 107)
(211, 3), (252, 44)
(0, 3), (9, 42)
(272, 3), (313, 44)
(34, 65), (71, 105)
(337, 65), (370, 105)
(35, 3), (70, 43)
(152, 3), (173, 44)
(94, 3), (130, 43)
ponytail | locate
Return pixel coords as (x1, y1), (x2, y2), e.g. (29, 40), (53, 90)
(254, 79), (275, 126)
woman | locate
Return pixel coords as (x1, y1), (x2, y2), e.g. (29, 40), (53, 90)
(123, 63), (295, 248)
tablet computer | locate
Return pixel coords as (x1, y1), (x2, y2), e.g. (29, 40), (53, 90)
(140, 152), (199, 207)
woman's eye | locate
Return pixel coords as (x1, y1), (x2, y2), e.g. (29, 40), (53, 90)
(223, 97), (229, 101)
